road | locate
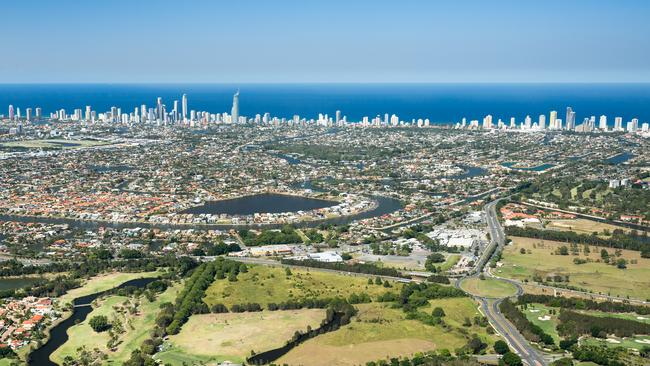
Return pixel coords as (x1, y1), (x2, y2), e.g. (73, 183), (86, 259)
(474, 199), (548, 366)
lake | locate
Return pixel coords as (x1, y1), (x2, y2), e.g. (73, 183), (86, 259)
(180, 193), (338, 215)
(501, 162), (556, 172)
(606, 152), (634, 165)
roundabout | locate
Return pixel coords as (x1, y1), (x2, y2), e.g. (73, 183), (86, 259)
(459, 276), (519, 299)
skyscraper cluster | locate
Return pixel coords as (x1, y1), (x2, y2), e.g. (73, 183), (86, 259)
(457, 106), (648, 134)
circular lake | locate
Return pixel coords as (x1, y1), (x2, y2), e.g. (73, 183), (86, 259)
(180, 193), (338, 216)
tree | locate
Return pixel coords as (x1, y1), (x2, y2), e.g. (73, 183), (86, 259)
(425, 253), (446, 271)
(89, 315), (111, 332)
(500, 352), (523, 366)
(432, 307), (446, 318)
(466, 335), (487, 354)
(494, 340), (510, 355)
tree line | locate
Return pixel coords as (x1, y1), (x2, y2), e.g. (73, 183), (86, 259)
(124, 257), (241, 366)
(517, 294), (650, 315)
(239, 226), (302, 246)
(279, 258), (408, 278)
(505, 226), (650, 255)
(1, 254), (199, 299)
(557, 309), (650, 338)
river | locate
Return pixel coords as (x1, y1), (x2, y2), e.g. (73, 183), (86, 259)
(28, 277), (158, 366)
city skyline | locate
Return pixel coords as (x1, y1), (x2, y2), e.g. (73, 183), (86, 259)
(2, 0), (650, 83)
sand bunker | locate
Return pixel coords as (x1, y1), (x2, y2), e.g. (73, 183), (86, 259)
(537, 315), (551, 321)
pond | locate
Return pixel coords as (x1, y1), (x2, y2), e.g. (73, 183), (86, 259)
(180, 193), (338, 216)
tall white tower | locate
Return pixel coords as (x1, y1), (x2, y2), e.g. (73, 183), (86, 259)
(181, 94), (187, 122)
(231, 90), (240, 124)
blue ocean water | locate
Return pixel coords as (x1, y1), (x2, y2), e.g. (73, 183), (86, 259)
(1, 83), (649, 124)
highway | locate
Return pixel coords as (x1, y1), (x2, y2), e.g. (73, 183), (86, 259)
(476, 199), (548, 366)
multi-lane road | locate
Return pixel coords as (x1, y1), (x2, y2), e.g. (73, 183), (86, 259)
(477, 199), (548, 366)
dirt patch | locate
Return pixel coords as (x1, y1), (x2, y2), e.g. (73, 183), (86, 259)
(279, 338), (437, 366)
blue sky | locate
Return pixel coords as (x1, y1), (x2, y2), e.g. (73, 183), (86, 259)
(2, 0), (649, 83)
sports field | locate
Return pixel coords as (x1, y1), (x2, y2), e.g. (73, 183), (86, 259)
(459, 277), (518, 298)
(496, 237), (650, 300)
(203, 265), (398, 308)
(156, 309), (325, 365)
(51, 282), (181, 364)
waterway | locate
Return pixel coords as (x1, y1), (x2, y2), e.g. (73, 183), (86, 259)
(180, 193), (338, 216)
(28, 277), (158, 366)
(0, 195), (402, 231)
(501, 162), (556, 172)
(450, 165), (487, 179)
(606, 152), (634, 164)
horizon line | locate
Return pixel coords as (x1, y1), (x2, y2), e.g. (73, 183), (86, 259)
(1, 81), (650, 86)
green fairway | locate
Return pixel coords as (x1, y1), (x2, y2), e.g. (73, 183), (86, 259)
(521, 303), (561, 344)
(51, 282), (181, 364)
(582, 335), (650, 350)
(203, 265), (398, 309)
(58, 271), (162, 305)
(459, 277), (518, 298)
(496, 237), (650, 300)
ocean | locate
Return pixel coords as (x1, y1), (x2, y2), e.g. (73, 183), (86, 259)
(1, 83), (649, 124)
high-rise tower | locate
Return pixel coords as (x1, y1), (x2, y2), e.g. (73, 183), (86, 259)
(181, 94), (187, 122)
(231, 90), (239, 123)
(565, 107), (576, 131)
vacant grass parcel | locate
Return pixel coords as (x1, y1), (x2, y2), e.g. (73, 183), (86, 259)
(157, 309), (325, 365)
(203, 265), (396, 309)
(496, 236), (650, 300)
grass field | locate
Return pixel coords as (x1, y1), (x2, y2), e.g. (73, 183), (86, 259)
(278, 299), (497, 366)
(545, 218), (630, 236)
(496, 237), (650, 300)
(440, 254), (461, 272)
(51, 283), (181, 364)
(0, 139), (109, 150)
(459, 277), (518, 298)
(156, 309), (325, 365)
(203, 265), (397, 308)
(58, 271), (162, 305)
